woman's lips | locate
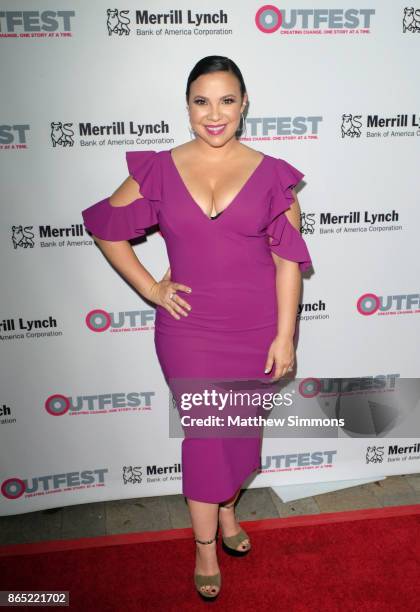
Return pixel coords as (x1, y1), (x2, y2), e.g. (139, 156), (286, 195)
(205, 124), (226, 136)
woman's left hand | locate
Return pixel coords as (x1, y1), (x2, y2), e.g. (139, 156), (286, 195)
(264, 335), (295, 381)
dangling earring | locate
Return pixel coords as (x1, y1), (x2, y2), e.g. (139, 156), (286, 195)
(187, 110), (196, 140)
(238, 110), (247, 136)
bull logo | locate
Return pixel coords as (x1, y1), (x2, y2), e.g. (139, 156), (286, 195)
(403, 7), (420, 32)
(11, 225), (35, 249)
(341, 114), (362, 138)
(51, 122), (74, 147)
(301, 212), (316, 235)
(366, 446), (385, 464)
(122, 466), (143, 484)
(107, 9), (130, 35)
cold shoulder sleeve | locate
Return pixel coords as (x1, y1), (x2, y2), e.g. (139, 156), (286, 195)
(81, 150), (161, 241)
(265, 158), (312, 272)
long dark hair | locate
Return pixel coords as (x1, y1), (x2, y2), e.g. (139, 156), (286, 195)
(185, 55), (247, 102)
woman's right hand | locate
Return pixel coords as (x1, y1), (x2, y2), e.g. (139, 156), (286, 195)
(147, 267), (192, 320)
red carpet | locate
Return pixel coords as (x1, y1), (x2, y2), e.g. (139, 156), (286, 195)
(1, 504), (419, 611)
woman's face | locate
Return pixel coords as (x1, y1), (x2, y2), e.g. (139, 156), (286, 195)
(187, 71), (247, 147)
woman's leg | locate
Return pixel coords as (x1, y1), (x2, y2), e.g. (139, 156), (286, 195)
(218, 487), (251, 551)
(187, 498), (220, 596)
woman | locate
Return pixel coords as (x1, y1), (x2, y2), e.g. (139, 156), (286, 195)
(82, 55), (312, 601)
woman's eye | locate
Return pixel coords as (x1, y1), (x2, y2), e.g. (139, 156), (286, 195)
(193, 98), (236, 105)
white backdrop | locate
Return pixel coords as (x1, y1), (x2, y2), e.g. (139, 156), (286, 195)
(1, 1), (420, 516)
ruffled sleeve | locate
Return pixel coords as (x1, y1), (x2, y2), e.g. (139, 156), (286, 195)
(81, 150), (161, 241)
(265, 158), (312, 272)
(125, 150), (162, 202)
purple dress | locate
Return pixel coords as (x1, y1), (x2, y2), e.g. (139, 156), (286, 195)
(82, 149), (312, 503)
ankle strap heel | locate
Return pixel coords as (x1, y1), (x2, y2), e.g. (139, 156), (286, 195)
(195, 533), (218, 545)
(193, 531), (221, 600)
(218, 501), (251, 557)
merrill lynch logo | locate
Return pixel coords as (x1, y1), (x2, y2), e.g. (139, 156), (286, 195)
(51, 122), (74, 147)
(341, 114), (362, 138)
(107, 9), (130, 35)
(366, 446), (384, 464)
(12, 226), (35, 249)
(403, 8), (420, 32)
(301, 212), (316, 235)
(123, 466), (142, 484)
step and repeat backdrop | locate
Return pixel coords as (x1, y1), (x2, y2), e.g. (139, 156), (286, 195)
(1, 1), (420, 516)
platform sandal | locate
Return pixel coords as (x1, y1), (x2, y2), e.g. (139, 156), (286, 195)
(194, 533), (221, 601)
(219, 501), (251, 557)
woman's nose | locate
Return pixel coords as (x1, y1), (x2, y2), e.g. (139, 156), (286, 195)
(207, 107), (222, 120)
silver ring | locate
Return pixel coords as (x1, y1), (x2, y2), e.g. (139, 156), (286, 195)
(169, 292), (175, 300)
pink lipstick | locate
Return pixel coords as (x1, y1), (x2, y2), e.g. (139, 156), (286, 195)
(205, 124), (226, 136)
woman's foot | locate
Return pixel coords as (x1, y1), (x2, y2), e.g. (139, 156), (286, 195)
(218, 502), (251, 552)
(194, 536), (221, 597)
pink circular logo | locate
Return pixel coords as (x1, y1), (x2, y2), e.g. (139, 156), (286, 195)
(357, 293), (380, 316)
(255, 5), (283, 33)
(45, 394), (71, 416)
(86, 309), (111, 332)
(1, 477), (26, 499)
(299, 377), (321, 398)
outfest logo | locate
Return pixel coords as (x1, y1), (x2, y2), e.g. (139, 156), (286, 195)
(242, 115), (322, 139)
(0, 10), (75, 38)
(85, 308), (155, 332)
(1, 469), (108, 500)
(357, 293), (420, 316)
(255, 5), (375, 34)
(261, 449), (337, 471)
(0, 124), (30, 149)
(298, 375), (403, 438)
(299, 374), (400, 398)
(45, 392), (155, 416)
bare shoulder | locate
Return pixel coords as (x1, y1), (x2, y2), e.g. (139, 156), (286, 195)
(236, 143), (265, 163)
(170, 141), (196, 162)
(109, 175), (141, 207)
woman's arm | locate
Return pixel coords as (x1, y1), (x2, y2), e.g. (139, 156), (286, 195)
(89, 176), (191, 319)
(271, 188), (302, 340)
(264, 189), (302, 379)
(90, 176), (157, 301)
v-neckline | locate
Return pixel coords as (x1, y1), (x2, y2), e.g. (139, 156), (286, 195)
(167, 149), (266, 222)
